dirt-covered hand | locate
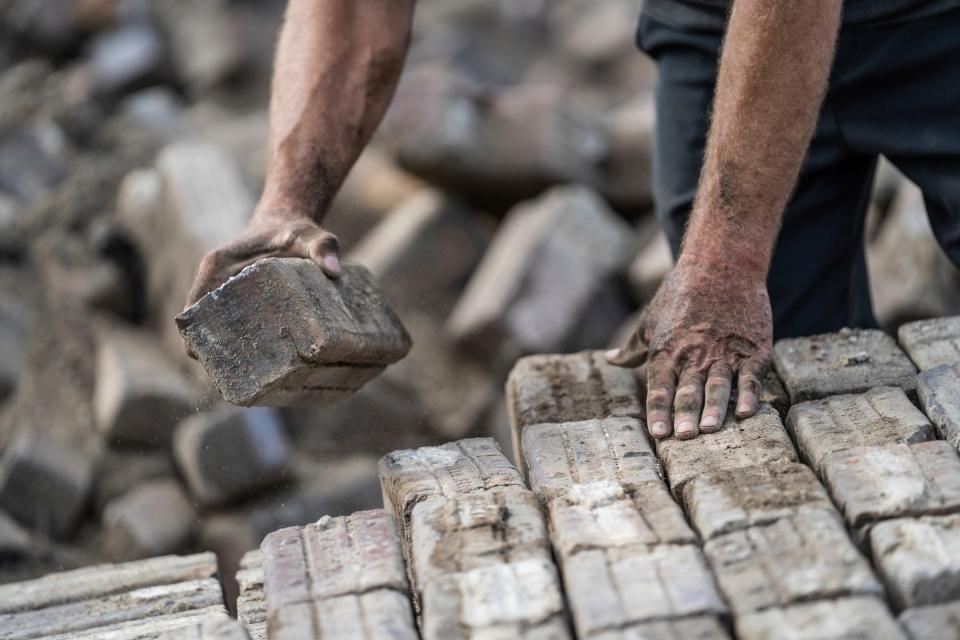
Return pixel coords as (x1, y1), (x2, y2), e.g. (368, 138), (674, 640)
(606, 256), (773, 440)
(183, 210), (341, 311)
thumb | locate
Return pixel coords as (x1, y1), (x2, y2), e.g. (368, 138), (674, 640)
(606, 320), (650, 368)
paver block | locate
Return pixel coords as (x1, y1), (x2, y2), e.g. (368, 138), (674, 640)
(94, 329), (197, 446)
(918, 362), (960, 449)
(521, 417), (660, 500)
(101, 478), (196, 560)
(656, 404), (797, 498)
(704, 511), (882, 615)
(0, 552), (219, 614)
(786, 387), (934, 473)
(174, 407), (292, 507)
(43, 607), (238, 640)
(260, 510), (416, 640)
(177, 259), (411, 407)
(735, 597), (904, 640)
(683, 463), (835, 541)
(871, 514), (960, 610)
(774, 328), (918, 402)
(899, 601), (960, 640)
(380, 438), (569, 639)
(548, 480), (696, 555)
(379, 437), (525, 526)
(591, 617), (731, 640)
(823, 441), (960, 532)
(235, 551), (265, 640)
(899, 316), (960, 371)
(447, 185), (634, 361)
(154, 616), (252, 640)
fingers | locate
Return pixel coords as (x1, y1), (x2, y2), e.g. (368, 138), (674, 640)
(606, 313), (649, 368)
(700, 362), (732, 433)
(303, 231), (341, 279)
(646, 355), (676, 439)
(673, 368), (704, 440)
(736, 358), (764, 418)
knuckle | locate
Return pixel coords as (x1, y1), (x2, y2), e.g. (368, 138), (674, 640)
(647, 389), (673, 406)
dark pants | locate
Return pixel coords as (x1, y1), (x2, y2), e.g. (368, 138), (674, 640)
(638, 9), (960, 340)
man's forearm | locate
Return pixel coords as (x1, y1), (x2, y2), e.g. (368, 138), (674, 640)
(681, 0), (843, 278)
(259, 0), (415, 220)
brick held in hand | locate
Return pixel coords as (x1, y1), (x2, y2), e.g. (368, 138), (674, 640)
(176, 258), (412, 407)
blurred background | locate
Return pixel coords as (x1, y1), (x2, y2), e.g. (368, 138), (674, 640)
(0, 0), (957, 608)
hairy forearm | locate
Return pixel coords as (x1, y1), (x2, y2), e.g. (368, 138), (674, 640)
(259, 0), (415, 220)
(681, 0), (842, 278)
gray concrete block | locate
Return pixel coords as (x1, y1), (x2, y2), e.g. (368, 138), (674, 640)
(900, 601), (960, 640)
(656, 405), (797, 498)
(260, 510), (416, 640)
(563, 544), (727, 636)
(774, 328), (918, 403)
(235, 551), (265, 640)
(94, 329), (197, 446)
(918, 362), (960, 449)
(101, 479), (196, 561)
(177, 259), (411, 407)
(379, 437), (525, 527)
(871, 514), (960, 610)
(683, 463), (835, 541)
(521, 417), (660, 501)
(175, 407), (291, 507)
(823, 441), (960, 531)
(548, 480), (696, 555)
(0, 552), (219, 615)
(704, 511), (882, 615)
(786, 386), (934, 474)
(592, 617), (731, 640)
(447, 185), (634, 361)
(735, 597), (905, 640)
(899, 316), (960, 371)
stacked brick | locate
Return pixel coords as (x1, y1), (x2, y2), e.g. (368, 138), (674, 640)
(379, 438), (570, 639)
(507, 351), (729, 639)
(779, 325), (960, 633)
(0, 552), (248, 639)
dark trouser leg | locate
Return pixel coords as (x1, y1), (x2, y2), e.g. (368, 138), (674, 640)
(829, 9), (960, 269)
(638, 15), (879, 340)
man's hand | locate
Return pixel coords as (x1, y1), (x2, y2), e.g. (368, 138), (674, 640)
(607, 255), (773, 440)
(184, 210), (341, 310)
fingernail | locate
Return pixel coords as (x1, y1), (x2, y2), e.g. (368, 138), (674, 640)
(605, 349), (620, 360)
(677, 420), (694, 436)
(323, 254), (341, 275)
(651, 421), (669, 437)
(701, 415), (719, 428)
(736, 393), (755, 415)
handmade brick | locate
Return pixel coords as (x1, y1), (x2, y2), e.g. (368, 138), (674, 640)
(379, 438), (569, 639)
(177, 259), (411, 407)
(235, 551), (266, 640)
(898, 316), (960, 371)
(101, 479), (196, 561)
(592, 617), (731, 640)
(447, 185), (634, 361)
(521, 417), (660, 501)
(735, 597), (904, 640)
(786, 387), (934, 474)
(174, 407), (292, 507)
(260, 510), (416, 640)
(703, 511), (882, 615)
(94, 329), (197, 446)
(822, 441), (960, 531)
(899, 601), (960, 640)
(918, 362), (960, 449)
(774, 328), (918, 402)
(656, 404), (797, 498)
(44, 608), (240, 640)
(683, 463), (835, 541)
(871, 514), (960, 610)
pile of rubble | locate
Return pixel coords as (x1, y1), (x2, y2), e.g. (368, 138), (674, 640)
(1, 0), (959, 625)
(5, 319), (960, 639)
